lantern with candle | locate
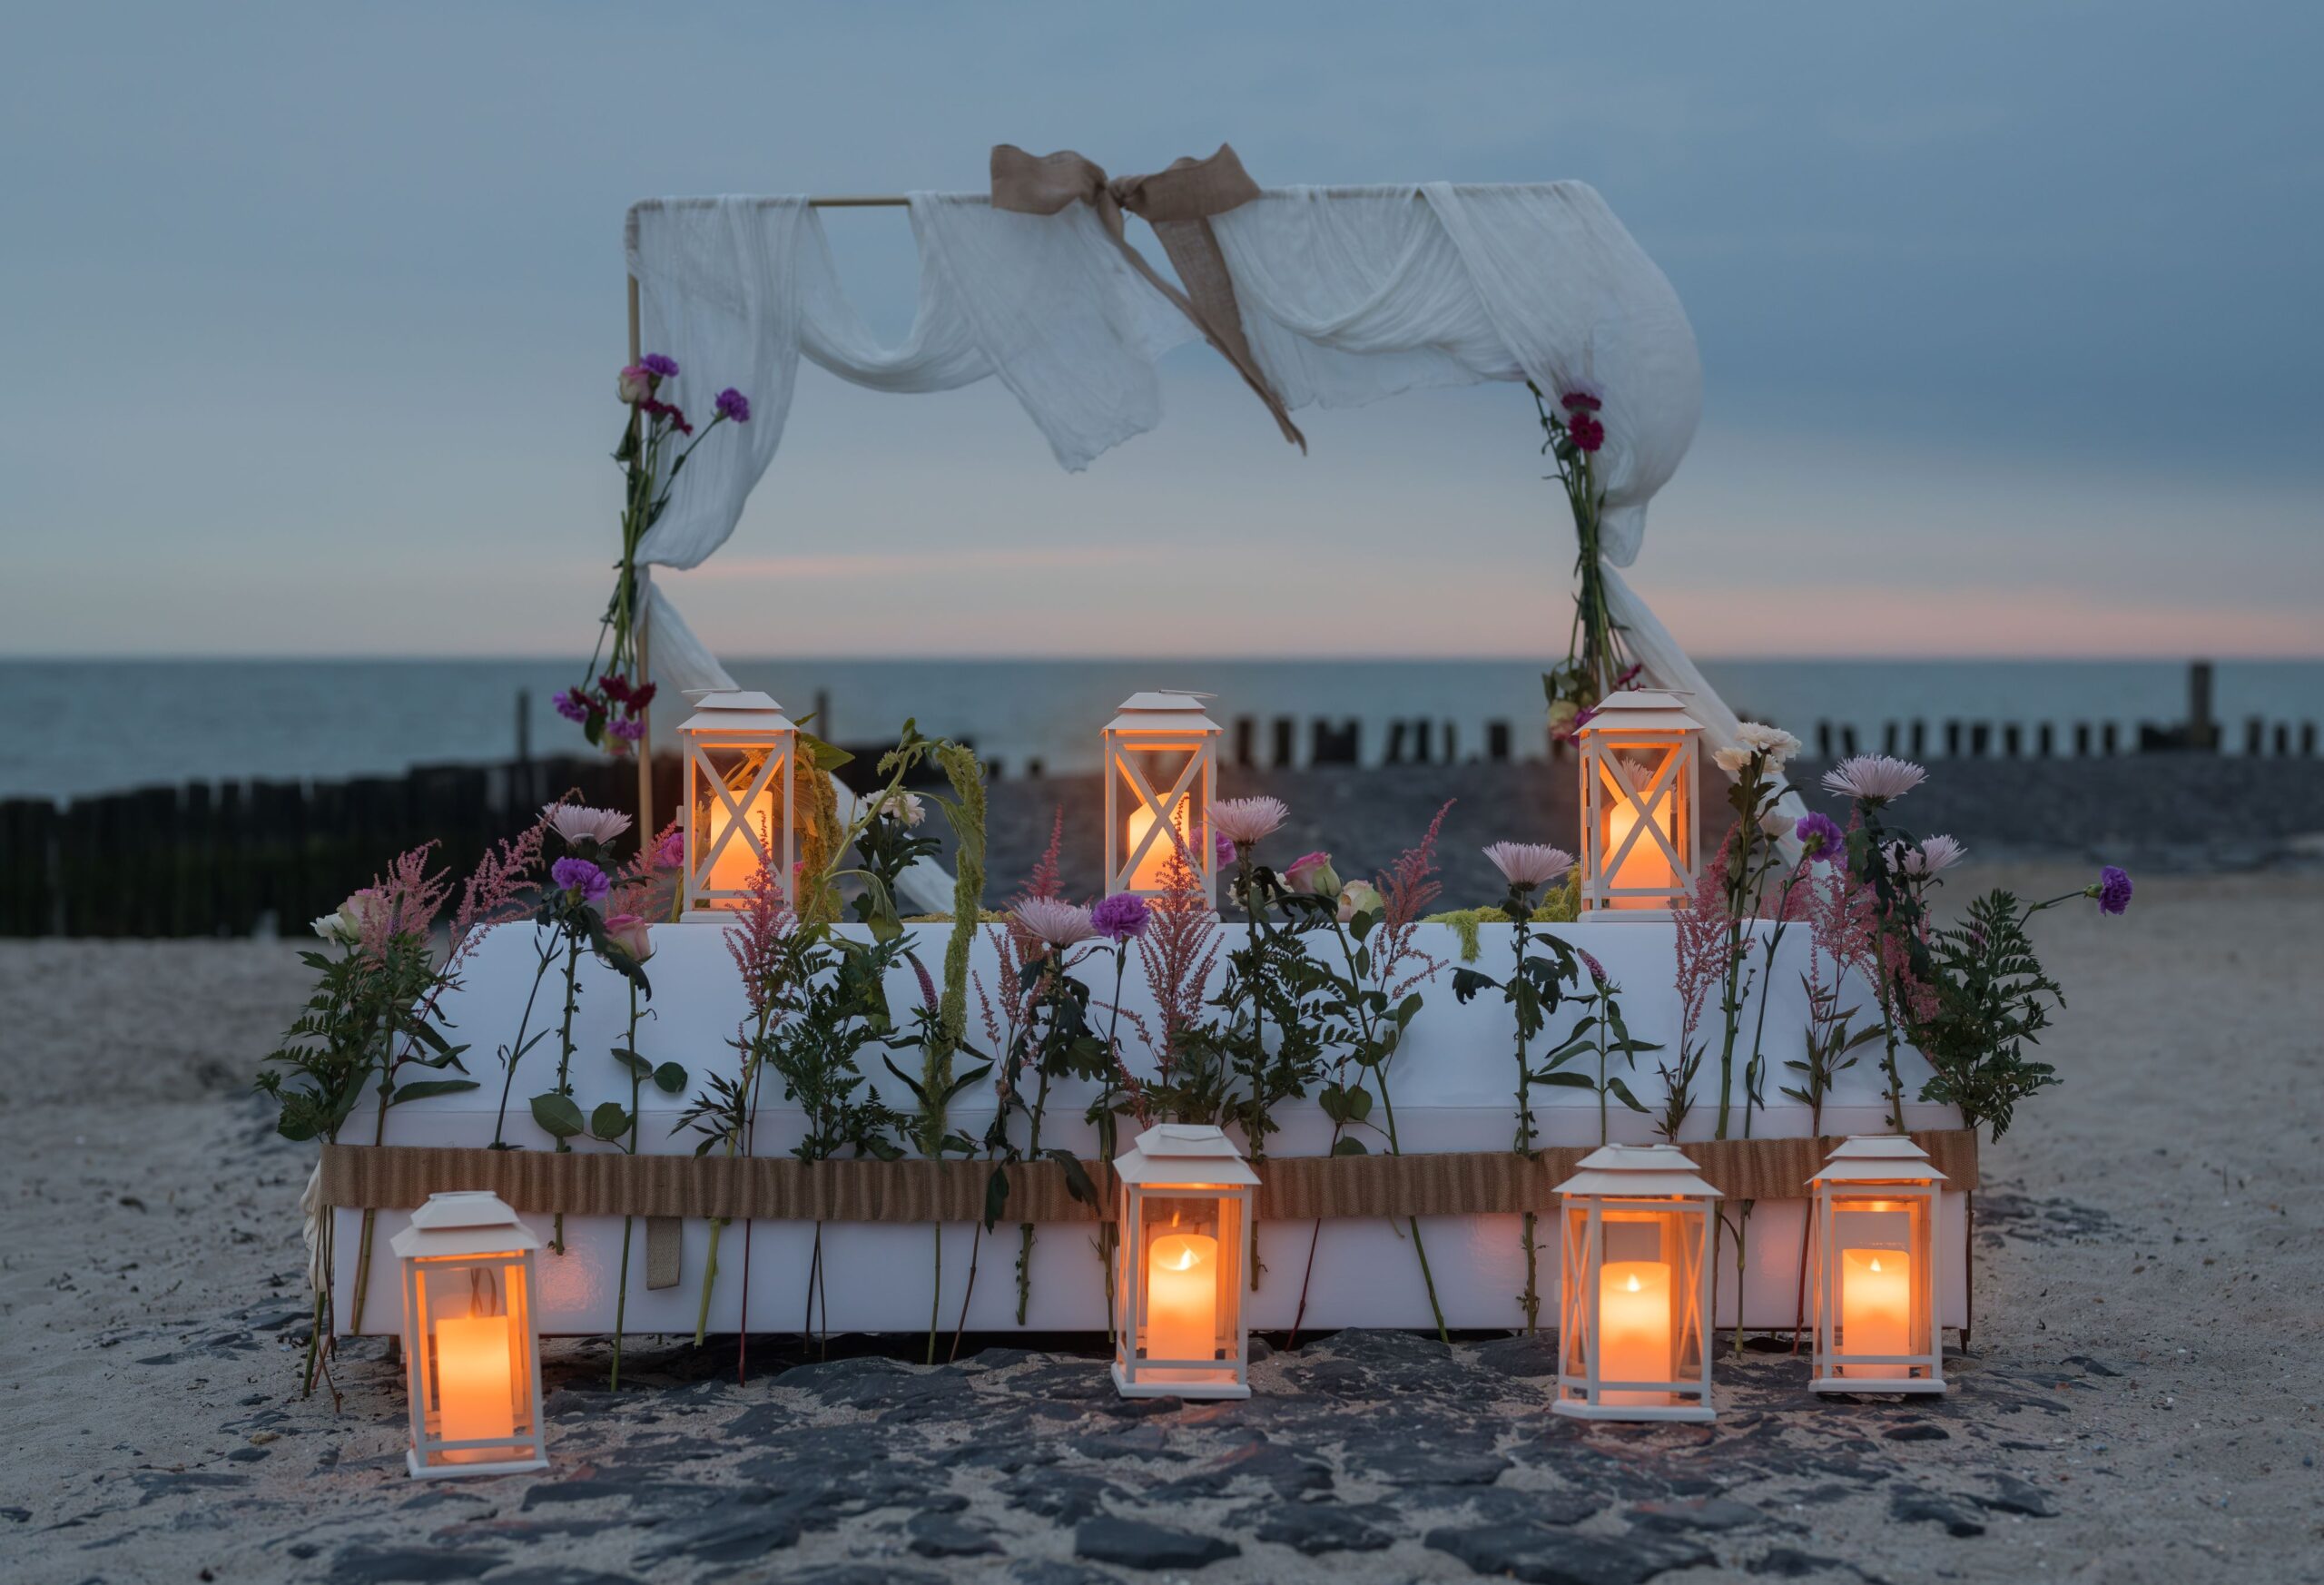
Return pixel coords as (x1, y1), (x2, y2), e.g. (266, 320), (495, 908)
(1552, 1143), (1719, 1422)
(1575, 689), (1702, 918)
(679, 688), (799, 920)
(1103, 691), (1220, 907)
(391, 1191), (547, 1478)
(1111, 1123), (1259, 1400)
(1807, 1136), (1947, 1393)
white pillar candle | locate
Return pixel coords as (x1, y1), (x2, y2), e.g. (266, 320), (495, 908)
(1146, 1233), (1217, 1362)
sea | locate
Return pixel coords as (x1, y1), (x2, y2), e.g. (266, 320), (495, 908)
(3, 657), (2319, 802)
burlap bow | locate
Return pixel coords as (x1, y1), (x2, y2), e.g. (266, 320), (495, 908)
(990, 143), (1305, 452)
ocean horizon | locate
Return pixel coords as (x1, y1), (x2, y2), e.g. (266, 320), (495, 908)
(4, 655), (2319, 802)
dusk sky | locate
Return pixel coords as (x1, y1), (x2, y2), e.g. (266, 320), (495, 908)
(5, 3), (2318, 661)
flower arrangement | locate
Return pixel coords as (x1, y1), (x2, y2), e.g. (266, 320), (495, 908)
(557, 355), (751, 755)
(1530, 382), (1636, 741)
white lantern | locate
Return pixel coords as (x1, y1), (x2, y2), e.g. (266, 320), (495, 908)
(1807, 1137), (1947, 1394)
(1552, 1144), (1720, 1423)
(1111, 1124), (1259, 1400)
(1103, 692), (1220, 905)
(1575, 689), (1702, 918)
(391, 1191), (548, 1478)
(679, 688), (799, 920)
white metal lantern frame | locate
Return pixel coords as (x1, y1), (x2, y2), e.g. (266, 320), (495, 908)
(1575, 688), (1703, 919)
(1111, 1123), (1260, 1401)
(1552, 1143), (1721, 1423)
(679, 688), (800, 921)
(1103, 691), (1221, 908)
(390, 1191), (548, 1479)
(1807, 1136), (1948, 1395)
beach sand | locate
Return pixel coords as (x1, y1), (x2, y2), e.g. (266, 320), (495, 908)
(2, 865), (2318, 1583)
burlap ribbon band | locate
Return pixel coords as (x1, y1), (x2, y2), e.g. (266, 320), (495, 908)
(320, 1129), (1975, 1225)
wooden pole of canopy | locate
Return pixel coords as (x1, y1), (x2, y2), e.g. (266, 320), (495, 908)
(627, 273), (655, 846)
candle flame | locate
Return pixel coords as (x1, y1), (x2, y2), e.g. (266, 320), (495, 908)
(1164, 1248), (1199, 1273)
(1625, 1273), (1641, 1294)
(1868, 1257), (1883, 1273)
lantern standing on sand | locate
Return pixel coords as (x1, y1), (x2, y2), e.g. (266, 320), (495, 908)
(1552, 1144), (1719, 1423)
(1112, 1124), (1259, 1400)
(1575, 688), (1702, 917)
(1808, 1137), (1948, 1394)
(392, 1192), (548, 1478)
(1103, 691), (1220, 905)
(679, 688), (798, 920)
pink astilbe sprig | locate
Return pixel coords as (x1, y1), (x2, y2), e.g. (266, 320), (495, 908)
(1372, 800), (1452, 1001)
(1135, 836), (1220, 1085)
(724, 859), (797, 1027)
(356, 843), (453, 964)
(1672, 830), (1738, 1058)
(609, 819), (684, 924)
(444, 810), (554, 976)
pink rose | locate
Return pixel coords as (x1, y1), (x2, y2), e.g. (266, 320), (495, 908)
(601, 912), (655, 965)
(617, 364), (653, 405)
(1283, 851), (1341, 897)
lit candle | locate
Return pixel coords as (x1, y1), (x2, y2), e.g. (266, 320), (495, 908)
(1146, 1233), (1217, 1362)
(1605, 797), (1675, 902)
(434, 1313), (516, 1452)
(1839, 1247), (1911, 1373)
(706, 791), (778, 893)
(1126, 801), (1193, 890)
(1597, 1259), (1673, 1405)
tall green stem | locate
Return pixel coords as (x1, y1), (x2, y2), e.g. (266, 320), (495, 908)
(549, 932), (583, 1254)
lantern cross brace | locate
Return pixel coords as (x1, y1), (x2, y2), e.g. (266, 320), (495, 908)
(1597, 747), (1686, 886)
(1117, 749), (1204, 888)
(689, 743), (785, 899)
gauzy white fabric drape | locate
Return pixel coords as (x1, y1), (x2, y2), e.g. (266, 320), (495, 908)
(1211, 184), (1701, 567)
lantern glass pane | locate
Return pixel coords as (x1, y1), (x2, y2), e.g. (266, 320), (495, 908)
(1830, 1195), (1932, 1373)
(1114, 740), (1208, 891)
(413, 1255), (536, 1463)
(1591, 739), (1689, 909)
(1130, 1191), (1239, 1383)
(690, 742), (787, 902)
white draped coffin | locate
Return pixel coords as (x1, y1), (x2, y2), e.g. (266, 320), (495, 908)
(332, 920), (1967, 1338)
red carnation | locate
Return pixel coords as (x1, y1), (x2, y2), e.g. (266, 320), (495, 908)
(1569, 413), (1605, 453)
(1560, 390), (1602, 414)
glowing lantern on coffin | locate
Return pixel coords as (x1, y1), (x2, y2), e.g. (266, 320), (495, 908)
(1111, 1124), (1258, 1400)
(1552, 1144), (1720, 1423)
(1103, 691), (1220, 905)
(1576, 688), (1702, 918)
(392, 1191), (547, 1478)
(679, 688), (798, 920)
(1808, 1136), (1947, 1394)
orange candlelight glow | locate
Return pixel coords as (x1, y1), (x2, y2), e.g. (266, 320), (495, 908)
(433, 1313), (516, 1452)
(704, 789), (778, 896)
(1126, 800), (1195, 889)
(1839, 1247), (1911, 1372)
(1604, 796), (1675, 903)
(1598, 1259), (1673, 1404)
(1146, 1232), (1217, 1362)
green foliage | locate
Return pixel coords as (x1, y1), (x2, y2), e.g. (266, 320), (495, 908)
(257, 936), (475, 1145)
(1915, 888), (2064, 1138)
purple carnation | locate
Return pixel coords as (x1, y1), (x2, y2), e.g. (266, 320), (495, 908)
(551, 856), (611, 905)
(1214, 831), (1237, 869)
(714, 387), (751, 423)
(608, 716), (645, 742)
(1090, 892), (1151, 943)
(640, 353), (679, 379)
(2095, 865), (2133, 916)
(1794, 811), (1845, 859)
(552, 688), (590, 724)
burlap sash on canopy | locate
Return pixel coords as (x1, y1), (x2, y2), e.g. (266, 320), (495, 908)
(322, 1129), (1975, 1225)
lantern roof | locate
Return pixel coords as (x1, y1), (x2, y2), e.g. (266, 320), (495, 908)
(1807, 1134), (1947, 1186)
(1115, 1122), (1261, 1186)
(678, 688), (798, 736)
(1108, 691), (1221, 735)
(1553, 1142), (1721, 1199)
(1575, 688), (1702, 736)
(389, 1190), (544, 1259)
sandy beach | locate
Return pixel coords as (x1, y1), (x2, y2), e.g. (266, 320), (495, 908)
(3, 863), (2319, 1584)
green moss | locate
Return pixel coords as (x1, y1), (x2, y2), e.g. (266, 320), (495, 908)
(1423, 874), (1581, 961)
(900, 909), (1010, 924)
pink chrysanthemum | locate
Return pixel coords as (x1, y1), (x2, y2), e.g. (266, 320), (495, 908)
(1211, 796), (1289, 847)
(1014, 896), (1097, 950)
(544, 802), (635, 847)
(1821, 754), (1926, 805)
(1483, 841), (1575, 891)
(1892, 834), (1966, 877)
